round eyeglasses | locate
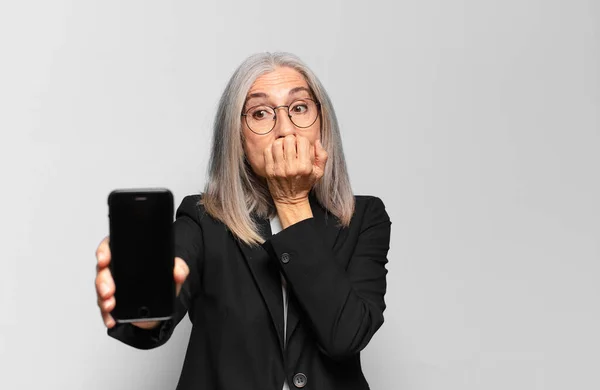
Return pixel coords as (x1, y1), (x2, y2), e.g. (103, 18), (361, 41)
(241, 98), (321, 135)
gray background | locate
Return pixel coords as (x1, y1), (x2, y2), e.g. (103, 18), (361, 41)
(1, 0), (598, 389)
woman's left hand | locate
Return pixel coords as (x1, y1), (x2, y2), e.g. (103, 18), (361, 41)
(264, 134), (328, 206)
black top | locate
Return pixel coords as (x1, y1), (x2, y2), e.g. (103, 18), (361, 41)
(108, 194), (391, 390)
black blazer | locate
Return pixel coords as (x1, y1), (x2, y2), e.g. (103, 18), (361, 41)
(108, 194), (391, 390)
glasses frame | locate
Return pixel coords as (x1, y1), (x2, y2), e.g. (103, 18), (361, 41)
(241, 97), (321, 135)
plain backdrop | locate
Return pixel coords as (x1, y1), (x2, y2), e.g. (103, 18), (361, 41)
(0, 0), (598, 389)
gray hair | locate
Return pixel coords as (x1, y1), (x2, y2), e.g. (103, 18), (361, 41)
(202, 52), (355, 245)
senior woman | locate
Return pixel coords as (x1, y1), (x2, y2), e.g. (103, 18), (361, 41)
(95, 52), (391, 390)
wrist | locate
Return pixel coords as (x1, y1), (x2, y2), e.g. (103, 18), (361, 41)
(274, 199), (313, 229)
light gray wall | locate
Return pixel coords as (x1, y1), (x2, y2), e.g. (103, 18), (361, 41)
(1, 0), (598, 389)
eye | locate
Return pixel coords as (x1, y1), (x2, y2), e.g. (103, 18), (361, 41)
(253, 110), (267, 119)
(290, 102), (309, 114)
(249, 106), (274, 121)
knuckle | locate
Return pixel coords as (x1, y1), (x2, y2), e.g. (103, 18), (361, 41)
(285, 165), (296, 176)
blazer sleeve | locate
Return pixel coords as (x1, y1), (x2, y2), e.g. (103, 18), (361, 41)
(263, 196), (391, 360)
(107, 195), (203, 350)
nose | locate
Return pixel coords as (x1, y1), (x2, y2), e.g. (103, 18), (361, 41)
(273, 106), (296, 138)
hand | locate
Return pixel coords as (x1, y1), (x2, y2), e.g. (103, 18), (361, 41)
(95, 236), (189, 329)
(263, 135), (328, 205)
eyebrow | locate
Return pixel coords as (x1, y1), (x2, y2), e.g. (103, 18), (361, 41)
(245, 86), (313, 105)
(245, 92), (268, 103)
(288, 86), (312, 96)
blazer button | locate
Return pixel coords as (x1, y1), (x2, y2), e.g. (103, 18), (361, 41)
(293, 373), (307, 388)
(281, 252), (291, 264)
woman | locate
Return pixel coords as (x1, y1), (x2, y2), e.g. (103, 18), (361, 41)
(95, 52), (391, 390)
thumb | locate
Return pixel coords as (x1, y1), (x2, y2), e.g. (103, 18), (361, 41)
(174, 257), (190, 296)
(314, 139), (328, 170)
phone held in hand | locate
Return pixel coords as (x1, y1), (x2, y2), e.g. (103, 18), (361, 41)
(108, 188), (175, 323)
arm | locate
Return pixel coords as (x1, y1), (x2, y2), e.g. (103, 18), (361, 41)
(107, 196), (203, 349)
(263, 197), (391, 360)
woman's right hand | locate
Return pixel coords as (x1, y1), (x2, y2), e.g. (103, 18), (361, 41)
(95, 236), (190, 329)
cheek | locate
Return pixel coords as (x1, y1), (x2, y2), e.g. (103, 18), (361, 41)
(307, 118), (322, 143)
(243, 135), (270, 176)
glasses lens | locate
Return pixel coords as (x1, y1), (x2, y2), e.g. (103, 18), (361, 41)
(246, 105), (275, 134)
(289, 99), (318, 128)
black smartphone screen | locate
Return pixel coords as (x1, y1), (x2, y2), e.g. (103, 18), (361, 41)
(108, 189), (175, 322)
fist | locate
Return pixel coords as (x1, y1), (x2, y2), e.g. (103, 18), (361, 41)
(263, 135), (328, 205)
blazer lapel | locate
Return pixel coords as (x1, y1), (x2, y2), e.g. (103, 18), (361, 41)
(284, 195), (342, 345)
(236, 216), (286, 354)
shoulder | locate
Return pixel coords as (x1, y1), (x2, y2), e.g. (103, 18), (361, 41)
(351, 195), (391, 229)
(175, 194), (207, 223)
(353, 195), (388, 215)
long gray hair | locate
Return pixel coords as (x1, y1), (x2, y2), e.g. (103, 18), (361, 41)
(202, 52), (354, 245)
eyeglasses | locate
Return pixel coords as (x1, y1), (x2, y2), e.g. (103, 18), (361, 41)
(241, 98), (321, 135)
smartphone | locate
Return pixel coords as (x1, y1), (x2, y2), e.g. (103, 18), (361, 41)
(107, 188), (175, 323)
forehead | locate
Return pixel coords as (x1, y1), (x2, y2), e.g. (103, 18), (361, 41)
(247, 67), (309, 96)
